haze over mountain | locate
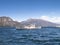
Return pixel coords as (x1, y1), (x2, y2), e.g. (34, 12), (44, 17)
(40, 16), (60, 24)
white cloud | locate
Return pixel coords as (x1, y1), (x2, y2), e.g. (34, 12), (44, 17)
(40, 16), (60, 24)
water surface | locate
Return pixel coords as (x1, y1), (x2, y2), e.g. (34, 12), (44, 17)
(0, 28), (60, 45)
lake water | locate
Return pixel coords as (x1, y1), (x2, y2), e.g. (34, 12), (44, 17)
(0, 28), (60, 45)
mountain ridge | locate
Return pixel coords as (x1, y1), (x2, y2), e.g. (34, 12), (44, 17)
(0, 16), (60, 29)
(21, 18), (59, 27)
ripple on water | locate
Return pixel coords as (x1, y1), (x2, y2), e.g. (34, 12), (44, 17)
(0, 28), (60, 45)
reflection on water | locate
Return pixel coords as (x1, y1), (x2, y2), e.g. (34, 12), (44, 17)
(0, 28), (60, 45)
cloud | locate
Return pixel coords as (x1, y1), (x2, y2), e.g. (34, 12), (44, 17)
(40, 16), (60, 24)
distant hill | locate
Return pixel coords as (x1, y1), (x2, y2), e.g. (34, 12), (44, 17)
(0, 16), (23, 29)
(21, 18), (59, 27)
(0, 16), (59, 29)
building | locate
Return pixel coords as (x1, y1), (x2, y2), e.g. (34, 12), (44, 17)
(24, 24), (41, 29)
(24, 24), (36, 29)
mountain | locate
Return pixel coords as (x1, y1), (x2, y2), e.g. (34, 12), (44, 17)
(21, 18), (59, 27)
(0, 16), (59, 29)
(0, 16), (23, 29)
(0, 16), (14, 27)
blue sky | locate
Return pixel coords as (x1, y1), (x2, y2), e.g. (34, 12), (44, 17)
(0, 0), (60, 23)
